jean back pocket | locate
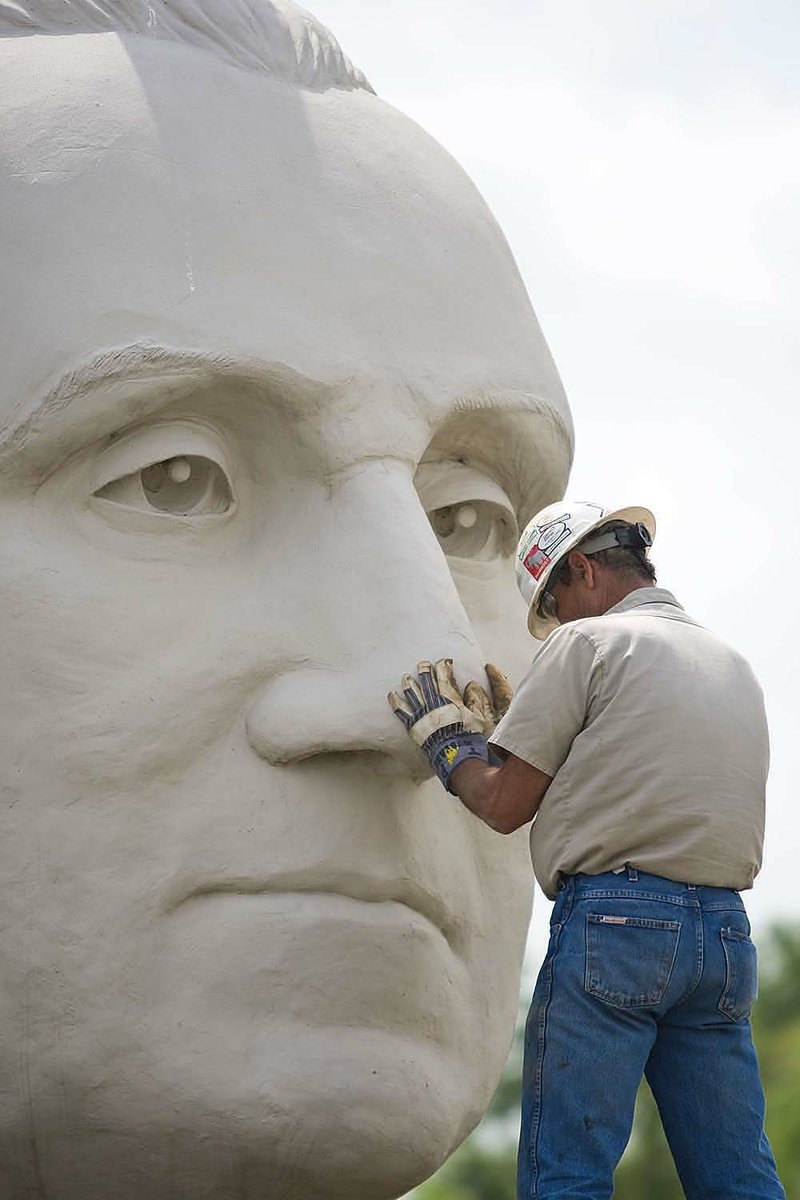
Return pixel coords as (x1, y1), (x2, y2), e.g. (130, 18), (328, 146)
(585, 913), (681, 1009)
(719, 928), (758, 1022)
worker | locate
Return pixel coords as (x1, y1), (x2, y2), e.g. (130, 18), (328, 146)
(389, 500), (785, 1200)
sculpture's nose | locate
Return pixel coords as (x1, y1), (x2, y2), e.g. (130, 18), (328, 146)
(245, 461), (487, 777)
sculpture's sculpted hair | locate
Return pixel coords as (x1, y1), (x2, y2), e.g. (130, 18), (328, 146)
(0, 0), (374, 92)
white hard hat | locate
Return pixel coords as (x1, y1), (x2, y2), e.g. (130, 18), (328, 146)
(515, 501), (657, 639)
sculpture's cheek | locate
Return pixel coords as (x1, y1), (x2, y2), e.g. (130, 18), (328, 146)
(449, 556), (537, 687)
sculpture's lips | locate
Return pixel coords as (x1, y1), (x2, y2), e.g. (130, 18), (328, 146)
(173, 870), (462, 951)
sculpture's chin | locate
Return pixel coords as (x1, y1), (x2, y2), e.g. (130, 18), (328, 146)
(195, 1040), (470, 1200)
(0, 862), (520, 1200)
(5, 1034), (477, 1200)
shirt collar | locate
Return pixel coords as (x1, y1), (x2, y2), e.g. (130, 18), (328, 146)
(606, 587), (683, 616)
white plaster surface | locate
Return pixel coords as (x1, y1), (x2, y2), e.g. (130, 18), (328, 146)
(0, 4), (572, 1197)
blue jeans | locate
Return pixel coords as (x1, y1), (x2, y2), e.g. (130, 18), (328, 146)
(517, 869), (785, 1200)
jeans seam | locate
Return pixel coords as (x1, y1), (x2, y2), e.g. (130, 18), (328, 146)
(529, 884), (573, 1198)
(688, 903), (703, 1001)
(667, 908), (704, 1009)
(573, 891), (744, 916)
(530, 925), (557, 1199)
(574, 889), (697, 906)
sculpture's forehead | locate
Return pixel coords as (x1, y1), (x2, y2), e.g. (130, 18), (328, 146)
(0, 31), (498, 253)
(0, 32), (570, 479)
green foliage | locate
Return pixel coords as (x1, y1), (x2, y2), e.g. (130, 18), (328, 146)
(751, 929), (800, 1200)
(612, 1085), (682, 1198)
(413, 922), (800, 1200)
(419, 1143), (517, 1200)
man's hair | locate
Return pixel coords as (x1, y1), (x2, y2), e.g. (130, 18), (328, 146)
(0, 0), (373, 93)
(553, 520), (657, 587)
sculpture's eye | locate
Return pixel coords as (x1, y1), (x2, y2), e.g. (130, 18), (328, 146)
(428, 499), (515, 561)
(95, 456), (232, 515)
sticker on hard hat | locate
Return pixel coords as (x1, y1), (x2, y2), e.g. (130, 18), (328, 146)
(521, 513), (573, 579)
(523, 544), (551, 580)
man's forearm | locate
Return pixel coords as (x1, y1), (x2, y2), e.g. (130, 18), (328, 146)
(450, 759), (504, 830)
(450, 753), (552, 835)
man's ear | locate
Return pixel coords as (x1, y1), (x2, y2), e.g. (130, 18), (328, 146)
(565, 550), (581, 582)
(572, 551), (596, 588)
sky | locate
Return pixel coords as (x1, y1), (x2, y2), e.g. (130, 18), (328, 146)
(309, 0), (800, 955)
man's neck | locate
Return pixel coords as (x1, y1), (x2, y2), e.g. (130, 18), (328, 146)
(598, 577), (655, 615)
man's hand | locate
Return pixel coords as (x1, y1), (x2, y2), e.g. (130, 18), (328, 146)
(388, 659), (512, 793)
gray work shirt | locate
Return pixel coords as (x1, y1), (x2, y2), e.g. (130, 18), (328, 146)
(489, 588), (769, 900)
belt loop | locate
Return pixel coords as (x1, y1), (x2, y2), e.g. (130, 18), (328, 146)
(626, 863), (639, 882)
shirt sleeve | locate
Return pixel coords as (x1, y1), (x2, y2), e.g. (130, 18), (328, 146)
(489, 625), (601, 777)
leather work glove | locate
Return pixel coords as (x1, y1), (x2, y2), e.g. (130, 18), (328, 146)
(388, 659), (513, 793)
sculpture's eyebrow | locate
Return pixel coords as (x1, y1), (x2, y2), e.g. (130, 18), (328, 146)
(0, 342), (328, 464)
(426, 388), (574, 526)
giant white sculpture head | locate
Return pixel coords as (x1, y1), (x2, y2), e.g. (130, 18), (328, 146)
(0, 3), (572, 1197)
